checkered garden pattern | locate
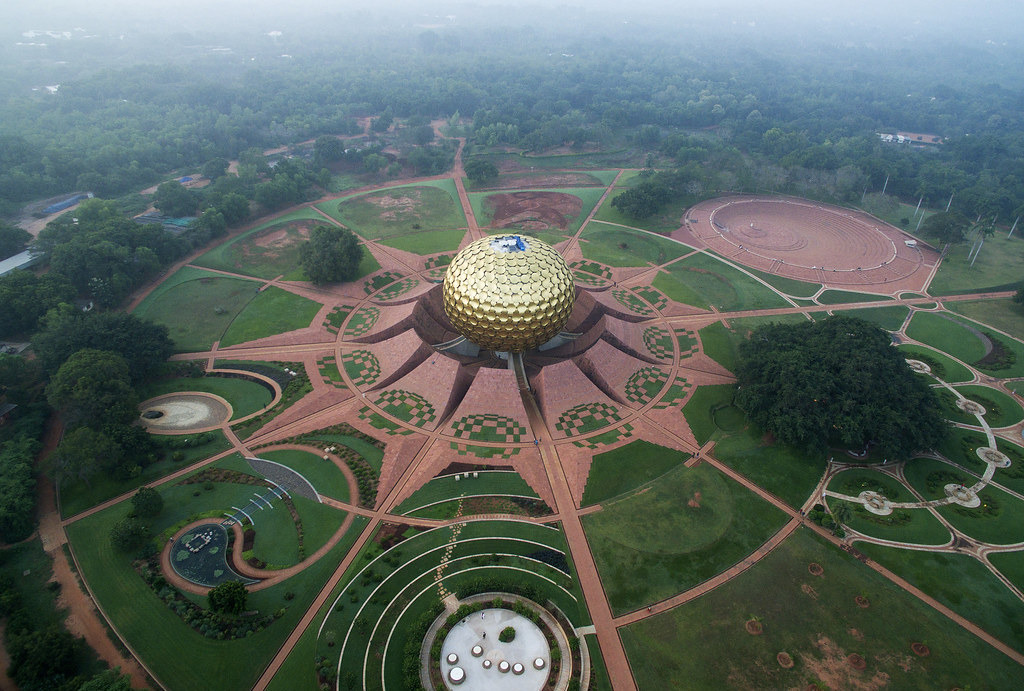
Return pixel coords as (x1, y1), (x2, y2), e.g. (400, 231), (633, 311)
(363, 270), (405, 295)
(633, 286), (668, 311)
(652, 376), (693, 410)
(624, 366), (670, 405)
(450, 414), (528, 443)
(375, 277), (419, 301)
(424, 254), (453, 270)
(676, 328), (699, 358)
(570, 260), (613, 279)
(642, 325), (675, 361)
(612, 288), (654, 315)
(573, 270), (610, 287)
(555, 401), (623, 436)
(358, 406), (414, 435)
(373, 389), (437, 427)
(341, 349), (381, 387)
(572, 423), (634, 450)
(450, 442), (521, 460)
(343, 306), (380, 338)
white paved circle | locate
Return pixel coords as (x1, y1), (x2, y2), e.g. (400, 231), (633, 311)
(139, 394), (230, 431)
(440, 608), (549, 691)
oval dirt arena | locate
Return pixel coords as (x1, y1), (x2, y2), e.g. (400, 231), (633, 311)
(683, 196), (940, 292)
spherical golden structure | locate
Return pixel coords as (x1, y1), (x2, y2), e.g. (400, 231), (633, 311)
(442, 234), (575, 352)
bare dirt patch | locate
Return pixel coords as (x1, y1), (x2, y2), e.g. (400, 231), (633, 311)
(483, 173), (603, 190)
(808, 562), (824, 576)
(745, 619), (763, 635)
(801, 583), (819, 600)
(247, 220), (315, 260)
(777, 652), (794, 668)
(800, 636), (891, 691)
(911, 642), (930, 657)
(855, 595), (870, 608)
(365, 191), (423, 221)
(687, 490), (702, 509)
(849, 628), (865, 641)
(486, 191), (582, 231)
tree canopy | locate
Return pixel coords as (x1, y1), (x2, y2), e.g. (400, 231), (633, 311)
(0, 270), (76, 339)
(299, 225), (363, 285)
(0, 222), (31, 260)
(208, 580), (248, 615)
(919, 211), (971, 244)
(46, 349), (138, 430)
(464, 159), (499, 184)
(735, 316), (947, 459)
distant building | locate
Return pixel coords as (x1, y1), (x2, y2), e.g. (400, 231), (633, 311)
(0, 403), (17, 426)
(0, 250), (42, 277)
(877, 131), (944, 146)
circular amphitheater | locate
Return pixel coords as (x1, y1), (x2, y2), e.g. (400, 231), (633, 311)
(138, 393), (231, 433)
(685, 196), (937, 290)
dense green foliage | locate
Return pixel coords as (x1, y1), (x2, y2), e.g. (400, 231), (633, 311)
(46, 349), (137, 430)
(298, 225), (363, 285)
(0, 436), (37, 542)
(0, 222), (31, 260)
(735, 316), (947, 458)
(208, 580), (248, 615)
(0, 270), (76, 338)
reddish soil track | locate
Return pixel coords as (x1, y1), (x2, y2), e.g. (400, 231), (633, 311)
(683, 196), (940, 293)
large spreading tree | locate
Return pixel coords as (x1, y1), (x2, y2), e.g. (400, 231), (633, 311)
(299, 224), (363, 285)
(735, 316), (947, 459)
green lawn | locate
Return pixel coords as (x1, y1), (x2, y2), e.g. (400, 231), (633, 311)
(321, 182), (466, 240)
(858, 543), (1024, 655)
(583, 463), (788, 614)
(929, 232), (1024, 295)
(133, 268), (260, 352)
(138, 375), (273, 420)
(740, 266), (820, 297)
(816, 290), (890, 305)
(192, 208), (328, 279)
(259, 449), (352, 503)
(682, 384), (738, 446)
(933, 429), (1024, 495)
(826, 469), (951, 545)
(903, 457), (1024, 544)
(377, 228), (465, 254)
(249, 496), (302, 568)
(834, 305), (910, 331)
(65, 493), (366, 691)
(394, 470), (539, 514)
(948, 298), (1024, 341)
(895, 343), (974, 383)
(592, 188), (696, 234)
(952, 384), (1024, 428)
(59, 432), (231, 518)
(713, 425), (824, 509)
(989, 549), (1024, 593)
(581, 440), (690, 507)
(219, 286), (322, 347)
(622, 528), (1022, 689)
(905, 310), (988, 363)
(654, 253), (789, 312)
(698, 322), (737, 373)
(578, 223), (690, 267)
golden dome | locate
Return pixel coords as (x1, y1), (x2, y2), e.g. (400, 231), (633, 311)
(442, 235), (575, 352)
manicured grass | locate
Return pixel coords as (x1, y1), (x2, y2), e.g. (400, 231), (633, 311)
(377, 228), (465, 254)
(59, 432), (231, 518)
(682, 384), (738, 446)
(134, 269), (260, 352)
(895, 343), (973, 383)
(581, 440), (690, 507)
(65, 493), (366, 691)
(578, 223), (690, 267)
(698, 322), (736, 373)
(260, 449), (351, 503)
(741, 266), (821, 297)
(953, 384), (1024, 428)
(827, 468), (912, 502)
(301, 433), (384, 473)
(825, 469), (951, 545)
(948, 298), (1024, 341)
(989, 549), (1024, 593)
(934, 310), (1024, 378)
(929, 232), (1024, 295)
(903, 457), (1024, 544)
(249, 497), (302, 568)
(394, 470), (539, 513)
(192, 208), (327, 280)
(656, 253), (789, 312)
(932, 428), (1024, 496)
(623, 528), (1022, 689)
(835, 305), (910, 331)
(322, 182), (466, 240)
(713, 425), (825, 509)
(858, 543), (1024, 655)
(905, 311), (987, 363)
(583, 463), (788, 614)
(592, 188), (697, 234)
(817, 289), (891, 304)
(291, 496), (348, 555)
(139, 375), (273, 420)
(219, 286), (322, 347)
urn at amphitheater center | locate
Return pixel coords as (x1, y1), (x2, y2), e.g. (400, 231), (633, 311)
(441, 234), (576, 353)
